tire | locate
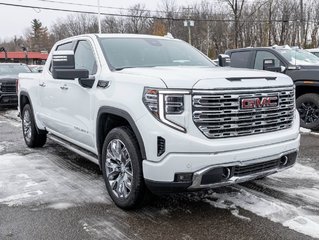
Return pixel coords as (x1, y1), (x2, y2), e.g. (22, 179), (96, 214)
(101, 126), (149, 209)
(22, 104), (47, 148)
(297, 93), (319, 130)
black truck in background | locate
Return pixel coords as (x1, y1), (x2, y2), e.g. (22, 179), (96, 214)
(224, 46), (319, 130)
(0, 63), (31, 107)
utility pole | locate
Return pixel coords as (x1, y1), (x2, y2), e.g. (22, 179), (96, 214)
(97, 0), (101, 34)
(0, 47), (8, 63)
(207, 21), (210, 56)
(21, 46), (28, 65)
(268, 0), (272, 46)
(183, 6), (194, 45)
(300, 0), (304, 47)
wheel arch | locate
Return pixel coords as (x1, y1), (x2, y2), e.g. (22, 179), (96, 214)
(19, 91), (46, 134)
(96, 106), (146, 166)
(295, 81), (319, 98)
(19, 91), (32, 116)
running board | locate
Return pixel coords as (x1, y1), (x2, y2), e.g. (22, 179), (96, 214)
(48, 134), (99, 165)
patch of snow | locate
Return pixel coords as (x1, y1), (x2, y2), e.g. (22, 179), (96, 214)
(0, 190), (43, 207)
(47, 202), (76, 210)
(0, 153), (111, 207)
(159, 208), (169, 215)
(205, 186), (319, 239)
(3, 110), (20, 122)
(300, 127), (311, 133)
(283, 216), (319, 239)
(310, 131), (319, 137)
(230, 209), (251, 222)
(271, 163), (319, 181)
(204, 197), (251, 221)
(80, 218), (135, 240)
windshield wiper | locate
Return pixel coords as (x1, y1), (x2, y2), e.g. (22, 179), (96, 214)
(114, 66), (156, 71)
(114, 66), (136, 71)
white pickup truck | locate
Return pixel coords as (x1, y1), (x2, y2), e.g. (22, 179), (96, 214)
(18, 34), (300, 209)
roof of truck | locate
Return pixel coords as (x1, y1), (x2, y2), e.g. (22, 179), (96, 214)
(58, 33), (179, 43)
(226, 45), (300, 53)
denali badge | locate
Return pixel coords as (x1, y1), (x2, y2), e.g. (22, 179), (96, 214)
(240, 95), (279, 109)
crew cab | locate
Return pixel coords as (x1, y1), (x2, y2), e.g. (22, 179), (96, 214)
(225, 45), (319, 130)
(18, 34), (300, 209)
(0, 63), (31, 107)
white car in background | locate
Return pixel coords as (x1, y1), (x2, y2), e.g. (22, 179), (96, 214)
(306, 48), (319, 57)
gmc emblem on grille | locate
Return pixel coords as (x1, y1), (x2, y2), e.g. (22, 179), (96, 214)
(240, 95), (279, 109)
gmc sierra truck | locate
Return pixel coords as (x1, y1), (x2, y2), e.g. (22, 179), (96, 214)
(18, 34), (300, 209)
(0, 63), (31, 107)
(225, 46), (319, 130)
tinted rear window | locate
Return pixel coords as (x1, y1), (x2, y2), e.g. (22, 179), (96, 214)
(230, 51), (253, 68)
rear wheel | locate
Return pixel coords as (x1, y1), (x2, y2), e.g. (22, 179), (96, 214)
(297, 93), (319, 130)
(101, 126), (149, 209)
(22, 104), (47, 148)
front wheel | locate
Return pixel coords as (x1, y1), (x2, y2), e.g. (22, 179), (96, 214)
(22, 104), (47, 148)
(101, 126), (149, 209)
(297, 93), (319, 130)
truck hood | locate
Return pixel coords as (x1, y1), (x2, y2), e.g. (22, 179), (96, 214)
(0, 76), (17, 83)
(119, 66), (292, 89)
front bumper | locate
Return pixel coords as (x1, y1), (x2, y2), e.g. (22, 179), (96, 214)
(143, 134), (300, 193)
(0, 93), (18, 106)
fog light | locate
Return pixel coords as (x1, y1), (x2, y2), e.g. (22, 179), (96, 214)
(280, 155), (289, 167)
(222, 167), (231, 179)
(175, 173), (193, 182)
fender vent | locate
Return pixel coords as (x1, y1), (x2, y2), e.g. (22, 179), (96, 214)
(157, 136), (165, 156)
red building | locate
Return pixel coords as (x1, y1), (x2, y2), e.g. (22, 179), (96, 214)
(0, 51), (48, 65)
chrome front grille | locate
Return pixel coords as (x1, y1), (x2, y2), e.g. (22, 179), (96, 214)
(1, 83), (16, 93)
(192, 86), (295, 138)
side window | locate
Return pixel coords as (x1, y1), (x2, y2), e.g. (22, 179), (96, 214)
(254, 51), (282, 70)
(56, 42), (73, 51)
(74, 40), (97, 75)
(230, 51), (253, 68)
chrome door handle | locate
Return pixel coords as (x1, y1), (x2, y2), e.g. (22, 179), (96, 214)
(39, 82), (46, 87)
(60, 85), (68, 90)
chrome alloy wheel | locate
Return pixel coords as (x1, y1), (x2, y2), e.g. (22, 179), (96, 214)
(105, 139), (133, 199)
(23, 109), (32, 142)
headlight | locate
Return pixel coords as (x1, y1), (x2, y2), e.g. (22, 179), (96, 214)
(143, 87), (190, 132)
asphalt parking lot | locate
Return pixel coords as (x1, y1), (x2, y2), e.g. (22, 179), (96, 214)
(0, 109), (318, 240)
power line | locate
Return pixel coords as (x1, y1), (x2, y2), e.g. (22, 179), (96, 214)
(0, 1), (314, 23)
(34, 0), (227, 14)
(32, 0), (186, 14)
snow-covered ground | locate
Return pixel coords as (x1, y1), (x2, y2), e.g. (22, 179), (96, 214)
(0, 153), (111, 208)
(203, 164), (319, 238)
(1, 110), (319, 239)
(0, 151), (318, 238)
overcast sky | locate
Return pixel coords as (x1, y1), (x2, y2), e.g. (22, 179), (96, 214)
(0, 0), (201, 40)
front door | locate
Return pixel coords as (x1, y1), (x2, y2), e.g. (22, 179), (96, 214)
(57, 39), (99, 149)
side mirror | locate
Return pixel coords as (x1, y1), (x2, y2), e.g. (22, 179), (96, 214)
(263, 59), (275, 70)
(280, 66), (286, 73)
(263, 59), (282, 72)
(218, 54), (231, 67)
(52, 50), (89, 80)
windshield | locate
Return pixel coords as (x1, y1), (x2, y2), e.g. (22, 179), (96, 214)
(99, 37), (215, 70)
(0, 64), (31, 76)
(275, 48), (319, 65)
